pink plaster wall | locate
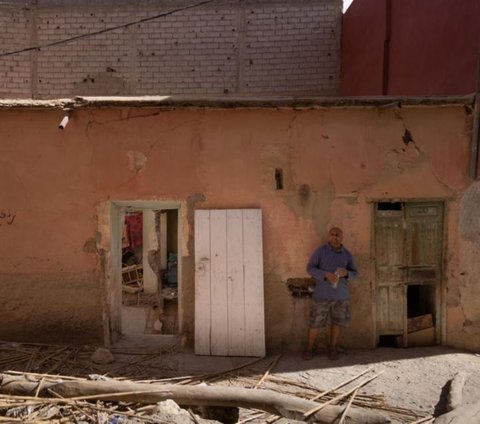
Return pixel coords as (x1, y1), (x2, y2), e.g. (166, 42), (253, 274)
(341, 0), (480, 96)
(0, 104), (477, 351)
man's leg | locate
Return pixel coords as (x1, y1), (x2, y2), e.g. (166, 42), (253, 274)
(306, 327), (319, 354)
(304, 299), (329, 359)
(329, 300), (350, 360)
(328, 324), (342, 359)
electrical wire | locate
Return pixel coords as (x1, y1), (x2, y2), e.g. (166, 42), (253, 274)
(0, 0), (218, 57)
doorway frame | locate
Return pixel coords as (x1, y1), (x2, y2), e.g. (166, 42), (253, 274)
(369, 197), (448, 348)
(104, 200), (182, 347)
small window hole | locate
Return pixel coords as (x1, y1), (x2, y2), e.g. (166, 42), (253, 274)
(377, 202), (402, 211)
(275, 168), (284, 190)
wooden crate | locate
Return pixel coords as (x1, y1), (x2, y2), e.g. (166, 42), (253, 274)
(122, 264), (144, 290)
(407, 314), (433, 333)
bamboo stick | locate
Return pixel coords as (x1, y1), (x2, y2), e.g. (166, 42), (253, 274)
(25, 348), (39, 372)
(35, 377), (45, 397)
(5, 370), (86, 381)
(187, 407), (201, 424)
(304, 370), (385, 418)
(338, 388), (359, 424)
(311, 367), (373, 401)
(180, 356), (268, 385)
(254, 355), (281, 389)
(409, 416), (435, 424)
(237, 411), (266, 424)
(45, 350), (75, 375)
(48, 389), (96, 422)
(32, 347), (70, 370)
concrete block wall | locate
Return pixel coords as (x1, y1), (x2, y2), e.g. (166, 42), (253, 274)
(0, 6), (31, 97)
(0, 0), (342, 98)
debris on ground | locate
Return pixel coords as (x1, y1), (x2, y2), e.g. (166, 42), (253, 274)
(90, 348), (115, 365)
(0, 341), (437, 423)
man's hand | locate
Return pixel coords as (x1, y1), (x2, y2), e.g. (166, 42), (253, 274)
(336, 268), (348, 277)
(325, 272), (338, 284)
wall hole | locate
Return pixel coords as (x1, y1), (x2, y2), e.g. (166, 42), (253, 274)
(378, 335), (398, 347)
(377, 202), (402, 211)
(275, 168), (283, 190)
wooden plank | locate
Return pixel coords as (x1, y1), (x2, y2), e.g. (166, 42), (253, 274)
(226, 210), (246, 356)
(402, 284), (408, 348)
(406, 203), (443, 270)
(210, 210), (229, 356)
(194, 210), (211, 355)
(243, 209), (265, 357)
(408, 314), (433, 333)
(375, 213), (406, 336)
(376, 285), (404, 333)
(113, 207), (125, 338)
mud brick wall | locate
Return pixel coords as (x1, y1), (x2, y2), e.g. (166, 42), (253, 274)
(0, 0), (342, 98)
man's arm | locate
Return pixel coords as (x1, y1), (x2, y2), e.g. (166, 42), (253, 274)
(346, 253), (358, 280)
(334, 252), (358, 280)
(307, 248), (337, 284)
(306, 248), (325, 281)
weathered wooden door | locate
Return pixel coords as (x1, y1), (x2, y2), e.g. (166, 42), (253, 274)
(375, 206), (405, 335)
(194, 209), (265, 356)
(375, 202), (443, 343)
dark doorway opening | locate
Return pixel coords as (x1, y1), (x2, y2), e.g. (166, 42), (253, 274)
(378, 335), (398, 347)
(407, 284), (435, 318)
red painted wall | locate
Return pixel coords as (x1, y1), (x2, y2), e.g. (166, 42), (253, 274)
(341, 0), (387, 96)
(342, 0), (480, 96)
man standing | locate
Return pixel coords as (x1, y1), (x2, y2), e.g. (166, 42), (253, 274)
(304, 227), (358, 360)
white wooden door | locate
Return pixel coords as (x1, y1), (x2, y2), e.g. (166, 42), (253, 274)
(194, 209), (265, 357)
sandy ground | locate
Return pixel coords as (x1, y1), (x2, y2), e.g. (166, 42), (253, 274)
(173, 345), (480, 422)
(1, 339), (480, 423)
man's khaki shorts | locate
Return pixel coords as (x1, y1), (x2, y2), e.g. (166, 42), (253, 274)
(309, 298), (351, 328)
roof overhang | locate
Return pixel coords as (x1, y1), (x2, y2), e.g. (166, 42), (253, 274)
(0, 94), (475, 110)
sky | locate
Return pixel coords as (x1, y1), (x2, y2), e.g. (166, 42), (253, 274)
(343, 0), (354, 12)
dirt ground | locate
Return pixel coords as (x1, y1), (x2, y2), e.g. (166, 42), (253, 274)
(1, 339), (479, 423)
(272, 346), (480, 421)
(177, 345), (480, 422)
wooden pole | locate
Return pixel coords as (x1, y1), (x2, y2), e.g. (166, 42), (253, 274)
(0, 373), (390, 424)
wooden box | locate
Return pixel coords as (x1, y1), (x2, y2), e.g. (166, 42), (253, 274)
(122, 264), (144, 291)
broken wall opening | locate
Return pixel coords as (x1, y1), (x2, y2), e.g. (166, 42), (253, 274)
(107, 201), (181, 345)
(121, 208), (179, 336)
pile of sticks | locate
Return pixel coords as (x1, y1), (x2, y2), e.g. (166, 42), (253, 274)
(0, 341), (176, 379)
(0, 342), (435, 423)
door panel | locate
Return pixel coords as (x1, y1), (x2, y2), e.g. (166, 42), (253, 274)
(406, 204), (443, 284)
(194, 210), (212, 355)
(375, 209), (405, 334)
(194, 209), (265, 357)
(243, 209), (266, 356)
(209, 210), (229, 356)
(376, 285), (405, 333)
(375, 202), (443, 340)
